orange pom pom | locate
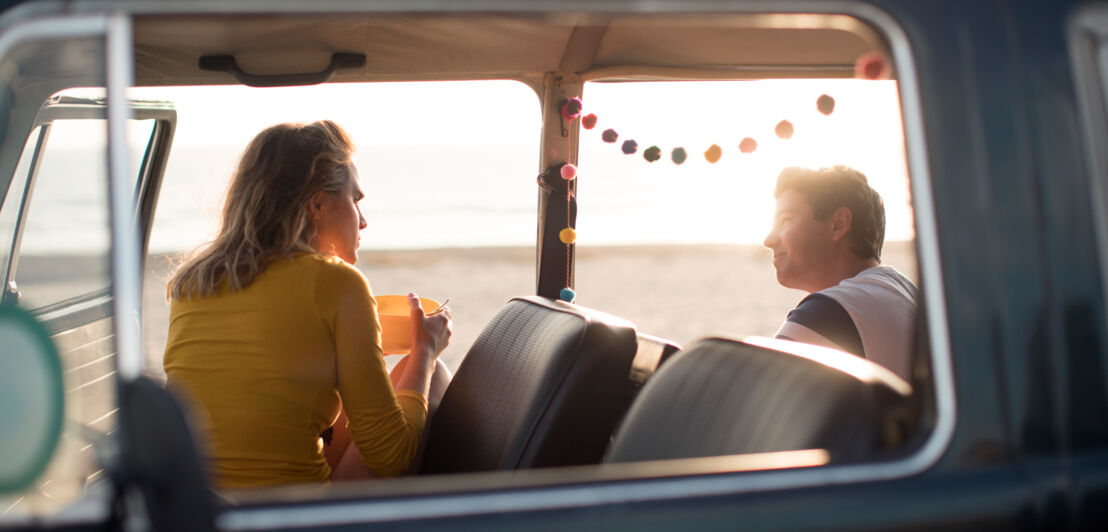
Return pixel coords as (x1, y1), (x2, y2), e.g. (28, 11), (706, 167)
(559, 227), (577, 244)
(704, 144), (722, 164)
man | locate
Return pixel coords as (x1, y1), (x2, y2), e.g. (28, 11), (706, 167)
(764, 165), (918, 381)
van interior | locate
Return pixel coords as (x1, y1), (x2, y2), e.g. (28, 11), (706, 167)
(0, 9), (935, 520)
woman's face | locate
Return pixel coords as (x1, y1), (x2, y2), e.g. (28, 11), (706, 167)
(311, 165), (367, 264)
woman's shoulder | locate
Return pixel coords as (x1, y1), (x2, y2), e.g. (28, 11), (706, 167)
(291, 254), (367, 287)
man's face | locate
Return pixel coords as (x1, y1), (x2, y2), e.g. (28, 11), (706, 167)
(763, 189), (835, 293)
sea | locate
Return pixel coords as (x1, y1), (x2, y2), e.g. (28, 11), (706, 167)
(18, 140), (914, 257)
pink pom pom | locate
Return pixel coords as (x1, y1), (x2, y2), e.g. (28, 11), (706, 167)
(855, 52), (891, 80)
(560, 163), (577, 180)
(775, 120), (794, 140)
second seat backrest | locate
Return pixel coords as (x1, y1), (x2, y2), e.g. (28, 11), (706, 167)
(605, 336), (914, 464)
(420, 296), (639, 474)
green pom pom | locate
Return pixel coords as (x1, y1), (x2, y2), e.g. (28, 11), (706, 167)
(671, 147), (687, 165)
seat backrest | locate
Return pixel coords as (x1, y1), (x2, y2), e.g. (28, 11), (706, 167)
(605, 336), (914, 464)
(421, 296), (639, 474)
(122, 377), (216, 532)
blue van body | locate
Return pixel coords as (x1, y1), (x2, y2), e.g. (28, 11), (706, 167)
(2, 0), (1107, 529)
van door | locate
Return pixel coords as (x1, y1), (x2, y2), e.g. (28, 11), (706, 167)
(0, 16), (175, 528)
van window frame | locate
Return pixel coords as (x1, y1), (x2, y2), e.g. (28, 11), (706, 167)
(0, 2), (955, 527)
(147, 3), (954, 527)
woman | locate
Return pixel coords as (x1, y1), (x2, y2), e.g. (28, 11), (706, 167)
(163, 120), (451, 488)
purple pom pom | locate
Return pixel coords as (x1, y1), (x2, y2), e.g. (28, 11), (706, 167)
(561, 98), (583, 120)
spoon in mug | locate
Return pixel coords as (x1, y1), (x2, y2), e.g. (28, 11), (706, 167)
(429, 299), (452, 314)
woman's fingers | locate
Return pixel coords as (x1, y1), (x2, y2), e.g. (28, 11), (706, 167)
(406, 292), (452, 356)
(422, 312), (452, 355)
(407, 292), (424, 319)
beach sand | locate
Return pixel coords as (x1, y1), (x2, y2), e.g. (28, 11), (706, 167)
(139, 241), (917, 376)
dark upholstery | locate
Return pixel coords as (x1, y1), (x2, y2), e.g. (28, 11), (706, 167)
(628, 333), (682, 387)
(421, 296), (639, 473)
(605, 337), (914, 464)
(121, 377), (216, 532)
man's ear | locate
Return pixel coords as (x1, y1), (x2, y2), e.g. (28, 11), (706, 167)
(830, 206), (852, 241)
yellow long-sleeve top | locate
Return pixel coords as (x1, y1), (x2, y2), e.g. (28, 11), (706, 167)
(164, 254), (426, 488)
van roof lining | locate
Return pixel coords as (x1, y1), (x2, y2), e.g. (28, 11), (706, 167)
(131, 13), (889, 88)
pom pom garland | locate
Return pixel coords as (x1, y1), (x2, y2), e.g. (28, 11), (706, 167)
(775, 120), (794, 140)
(704, 144), (722, 164)
(559, 287), (577, 303)
(580, 94), (828, 165)
(671, 147), (688, 165)
(561, 97), (583, 120)
(559, 227), (577, 244)
(560, 163), (577, 180)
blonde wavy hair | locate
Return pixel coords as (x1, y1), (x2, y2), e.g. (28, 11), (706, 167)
(168, 120), (354, 299)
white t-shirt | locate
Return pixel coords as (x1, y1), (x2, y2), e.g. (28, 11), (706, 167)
(774, 265), (919, 381)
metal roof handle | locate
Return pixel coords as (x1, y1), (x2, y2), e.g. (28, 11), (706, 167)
(197, 52), (366, 87)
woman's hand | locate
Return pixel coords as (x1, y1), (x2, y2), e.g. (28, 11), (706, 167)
(408, 292), (452, 358)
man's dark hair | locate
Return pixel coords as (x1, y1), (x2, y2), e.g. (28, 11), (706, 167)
(774, 165), (885, 260)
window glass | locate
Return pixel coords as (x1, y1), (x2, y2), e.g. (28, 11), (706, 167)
(138, 81), (540, 376)
(575, 79), (917, 347)
(0, 128), (44, 299)
(12, 115), (154, 310)
(15, 119), (110, 309)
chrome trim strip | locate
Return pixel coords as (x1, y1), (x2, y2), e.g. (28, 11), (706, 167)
(215, 2), (957, 529)
(106, 12), (142, 380)
(2, 125), (49, 305)
(1068, 5), (1108, 355)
